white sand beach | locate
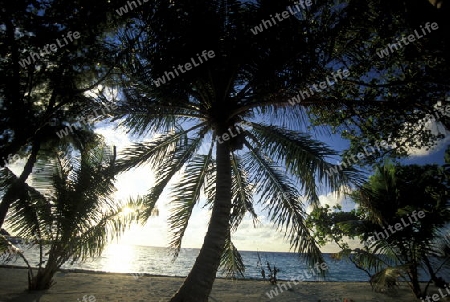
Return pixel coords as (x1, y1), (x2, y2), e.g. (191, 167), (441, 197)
(1, 267), (444, 302)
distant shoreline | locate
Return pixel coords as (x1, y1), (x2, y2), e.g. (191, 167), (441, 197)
(0, 264), (412, 283)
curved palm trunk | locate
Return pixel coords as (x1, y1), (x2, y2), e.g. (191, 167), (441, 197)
(29, 247), (60, 290)
(171, 139), (232, 302)
(29, 265), (57, 290)
(0, 139), (41, 228)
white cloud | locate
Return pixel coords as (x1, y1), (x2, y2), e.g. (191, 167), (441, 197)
(397, 106), (450, 157)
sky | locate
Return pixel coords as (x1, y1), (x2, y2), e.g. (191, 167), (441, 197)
(6, 95), (449, 253)
(92, 107), (449, 253)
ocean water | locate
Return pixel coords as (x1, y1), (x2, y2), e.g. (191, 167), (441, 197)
(1, 243), (441, 282)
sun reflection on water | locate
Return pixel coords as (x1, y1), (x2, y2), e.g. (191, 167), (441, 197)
(101, 243), (136, 273)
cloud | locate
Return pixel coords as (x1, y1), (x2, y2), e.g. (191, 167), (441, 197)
(397, 106), (450, 157)
(305, 188), (356, 214)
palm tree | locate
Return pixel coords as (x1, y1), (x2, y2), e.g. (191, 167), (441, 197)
(0, 0), (137, 228)
(1, 141), (142, 290)
(308, 158), (450, 298)
(350, 162), (450, 298)
(112, 0), (360, 300)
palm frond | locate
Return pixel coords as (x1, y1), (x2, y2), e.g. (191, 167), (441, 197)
(140, 127), (210, 221)
(370, 265), (409, 294)
(242, 142), (324, 268)
(250, 103), (311, 131)
(219, 234), (245, 279)
(115, 123), (206, 172)
(0, 167), (15, 197)
(6, 175), (51, 241)
(250, 123), (360, 204)
(0, 234), (20, 261)
(168, 151), (213, 258)
(5, 141), (123, 270)
(230, 152), (258, 232)
(0, 234), (32, 270)
(116, 100), (203, 136)
(351, 247), (396, 273)
(68, 197), (143, 263)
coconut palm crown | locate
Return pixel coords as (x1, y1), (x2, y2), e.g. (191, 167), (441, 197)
(112, 0), (360, 301)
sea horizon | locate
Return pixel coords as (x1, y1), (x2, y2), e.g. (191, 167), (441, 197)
(2, 243), (444, 282)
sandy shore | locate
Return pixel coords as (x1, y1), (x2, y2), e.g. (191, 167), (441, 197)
(0, 266), (444, 302)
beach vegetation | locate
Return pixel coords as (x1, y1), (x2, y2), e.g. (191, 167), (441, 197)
(1, 0), (449, 301)
(307, 147), (450, 298)
(110, 1), (365, 300)
(0, 0), (136, 230)
(1, 142), (142, 290)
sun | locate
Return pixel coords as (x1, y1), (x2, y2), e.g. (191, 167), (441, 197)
(120, 206), (135, 216)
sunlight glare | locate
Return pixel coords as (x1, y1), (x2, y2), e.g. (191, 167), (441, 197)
(102, 244), (136, 273)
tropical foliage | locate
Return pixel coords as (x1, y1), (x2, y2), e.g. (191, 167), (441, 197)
(1, 0), (449, 301)
(309, 0), (450, 163)
(0, 0), (135, 228)
(307, 148), (450, 298)
(1, 142), (141, 290)
(108, 0), (370, 300)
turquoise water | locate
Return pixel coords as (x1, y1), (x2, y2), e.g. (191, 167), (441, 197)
(1, 243), (441, 282)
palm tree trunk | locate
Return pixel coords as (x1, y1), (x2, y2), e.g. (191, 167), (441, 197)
(170, 138), (232, 302)
(0, 139), (40, 228)
(29, 265), (57, 290)
(29, 250), (58, 290)
(409, 263), (423, 298)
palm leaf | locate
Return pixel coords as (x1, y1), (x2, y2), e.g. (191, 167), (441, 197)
(115, 123), (206, 172)
(242, 142), (324, 268)
(68, 197), (143, 263)
(219, 233), (245, 279)
(0, 234), (33, 272)
(370, 265), (409, 294)
(115, 99), (203, 136)
(230, 152), (258, 232)
(140, 128), (210, 221)
(168, 151), (213, 258)
(250, 123), (360, 204)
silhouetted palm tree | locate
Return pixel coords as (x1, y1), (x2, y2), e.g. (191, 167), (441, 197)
(112, 1), (360, 300)
(349, 161), (450, 298)
(1, 141), (141, 290)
